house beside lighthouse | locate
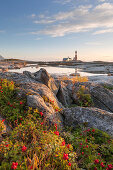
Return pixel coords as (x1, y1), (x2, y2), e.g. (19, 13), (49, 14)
(63, 56), (72, 62)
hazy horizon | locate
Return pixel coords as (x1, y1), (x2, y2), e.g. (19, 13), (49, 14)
(0, 0), (113, 62)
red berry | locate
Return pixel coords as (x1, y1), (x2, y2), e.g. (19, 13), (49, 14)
(94, 159), (99, 164)
(40, 112), (43, 116)
(94, 167), (97, 170)
(21, 145), (27, 152)
(54, 131), (59, 136)
(92, 129), (95, 132)
(63, 153), (69, 160)
(68, 162), (71, 166)
(67, 144), (70, 148)
(62, 141), (65, 146)
(100, 162), (105, 168)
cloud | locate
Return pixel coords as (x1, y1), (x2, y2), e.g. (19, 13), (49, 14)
(98, 0), (106, 2)
(35, 37), (42, 40)
(85, 42), (102, 45)
(54, 0), (72, 5)
(34, 19), (55, 24)
(93, 28), (113, 34)
(31, 14), (36, 18)
(31, 2), (113, 37)
(0, 30), (5, 33)
(34, 5), (92, 24)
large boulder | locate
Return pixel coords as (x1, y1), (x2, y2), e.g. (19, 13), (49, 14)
(27, 94), (63, 127)
(23, 71), (35, 80)
(22, 82), (63, 109)
(89, 84), (113, 113)
(34, 68), (59, 95)
(60, 107), (113, 136)
(27, 95), (55, 114)
(56, 81), (73, 106)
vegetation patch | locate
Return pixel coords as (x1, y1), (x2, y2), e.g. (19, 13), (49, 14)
(62, 125), (113, 170)
(103, 84), (113, 91)
(0, 78), (113, 170)
(73, 85), (93, 107)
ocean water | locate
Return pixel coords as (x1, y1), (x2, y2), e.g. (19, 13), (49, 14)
(9, 65), (106, 77)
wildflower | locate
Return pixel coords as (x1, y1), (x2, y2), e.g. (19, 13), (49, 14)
(94, 159), (99, 164)
(40, 112), (43, 116)
(21, 145), (27, 152)
(100, 162), (105, 168)
(80, 143), (82, 145)
(20, 101), (23, 105)
(86, 145), (88, 148)
(82, 152), (84, 155)
(1, 90), (3, 93)
(68, 162), (71, 166)
(92, 129), (95, 133)
(55, 109), (58, 112)
(11, 162), (18, 169)
(87, 129), (90, 132)
(54, 131), (59, 136)
(63, 153), (69, 160)
(62, 141), (65, 146)
(20, 118), (22, 121)
(0, 86), (2, 89)
(2, 119), (5, 122)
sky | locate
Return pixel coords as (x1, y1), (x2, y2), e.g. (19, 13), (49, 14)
(0, 0), (113, 62)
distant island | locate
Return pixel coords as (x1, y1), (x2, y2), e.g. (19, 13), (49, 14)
(0, 55), (4, 60)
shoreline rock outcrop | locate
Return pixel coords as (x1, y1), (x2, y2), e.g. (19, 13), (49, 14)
(23, 68), (59, 95)
(60, 107), (113, 136)
(0, 69), (113, 136)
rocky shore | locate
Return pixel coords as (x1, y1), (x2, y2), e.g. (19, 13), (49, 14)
(0, 68), (113, 136)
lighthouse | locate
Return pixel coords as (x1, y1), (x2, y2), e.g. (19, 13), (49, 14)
(73, 51), (77, 61)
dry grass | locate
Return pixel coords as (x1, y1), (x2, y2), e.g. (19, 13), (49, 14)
(59, 76), (88, 83)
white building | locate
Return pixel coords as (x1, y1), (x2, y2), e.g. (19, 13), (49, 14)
(63, 57), (72, 62)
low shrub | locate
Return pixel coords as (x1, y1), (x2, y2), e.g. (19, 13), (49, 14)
(0, 78), (113, 170)
(62, 126), (113, 170)
(74, 85), (93, 107)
